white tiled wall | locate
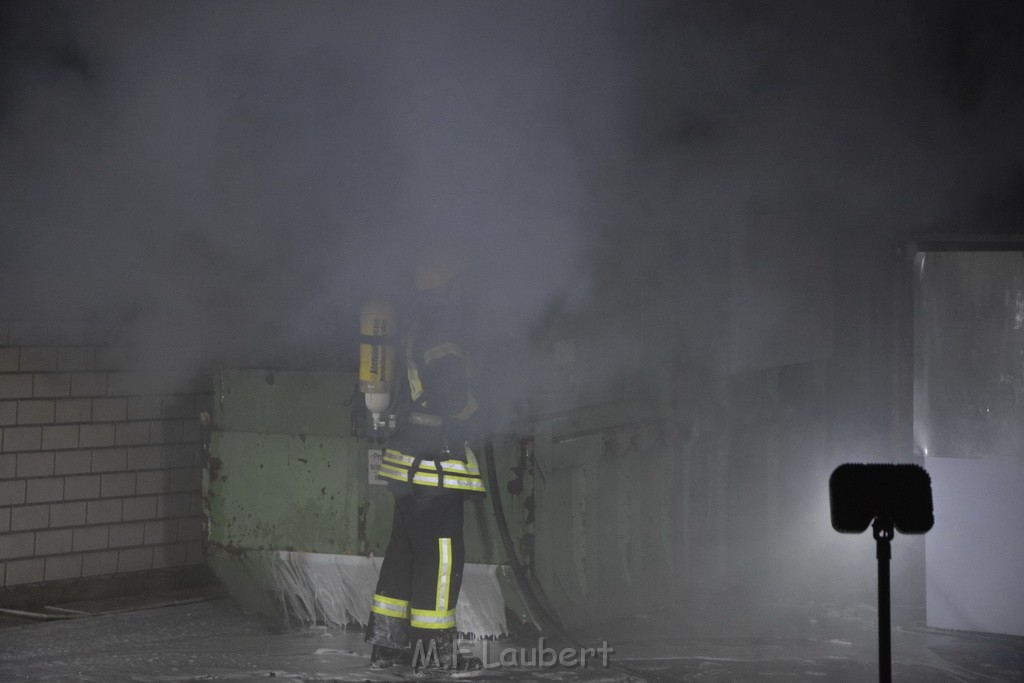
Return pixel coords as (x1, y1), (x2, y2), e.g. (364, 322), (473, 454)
(0, 320), (210, 587)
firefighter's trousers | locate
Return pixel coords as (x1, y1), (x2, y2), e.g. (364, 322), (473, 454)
(365, 491), (465, 666)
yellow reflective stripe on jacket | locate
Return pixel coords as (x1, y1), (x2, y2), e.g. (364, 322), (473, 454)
(407, 365), (423, 402)
(422, 341), (463, 365)
(377, 468), (485, 492)
(454, 392), (478, 420)
(407, 336), (476, 419)
(436, 538), (452, 612)
(383, 451), (481, 476)
(464, 446), (480, 472)
(380, 449), (486, 492)
(410, 607), (456, 630)
(406, 330), (424, 401)
(421, 341), (477, 420)
(371, 594), (409, 619)
(377, 462), (412, 482)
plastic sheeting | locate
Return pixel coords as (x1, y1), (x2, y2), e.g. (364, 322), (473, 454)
(913, 251), (1024, 461)
(914, 249), (1024, 636)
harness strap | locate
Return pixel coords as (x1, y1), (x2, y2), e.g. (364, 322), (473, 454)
(408, 455), (446, 494)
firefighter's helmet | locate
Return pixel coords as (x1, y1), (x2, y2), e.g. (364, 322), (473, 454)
(414, 245), (469, 292)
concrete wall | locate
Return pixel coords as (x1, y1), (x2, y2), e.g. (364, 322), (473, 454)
(0, 320), (209, 589)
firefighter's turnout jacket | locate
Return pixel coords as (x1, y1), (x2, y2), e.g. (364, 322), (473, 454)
(365, 293), (485, 667)
(376, 295), (485, 496)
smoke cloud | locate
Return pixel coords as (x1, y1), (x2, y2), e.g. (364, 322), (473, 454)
(0, 1), (616, 370)
(2, 0), (1024, 642)
(1, 0), (1023, 405)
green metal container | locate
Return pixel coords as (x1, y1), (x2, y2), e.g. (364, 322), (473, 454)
(203, 369), (527, 633)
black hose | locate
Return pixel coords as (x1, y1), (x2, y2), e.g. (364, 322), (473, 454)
(483, 437), (674, 682)
(482, 437), (577, 646)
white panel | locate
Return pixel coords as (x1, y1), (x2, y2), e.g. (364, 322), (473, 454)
(925, 457), (1024, 636)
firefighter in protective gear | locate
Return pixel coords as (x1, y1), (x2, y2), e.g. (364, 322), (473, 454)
(364, 246), (485, 674)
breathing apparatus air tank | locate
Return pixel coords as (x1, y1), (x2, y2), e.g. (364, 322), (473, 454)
(359, 299), (396, 438)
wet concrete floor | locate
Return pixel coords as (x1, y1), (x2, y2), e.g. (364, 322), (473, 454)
(1, 597), (1021, 681)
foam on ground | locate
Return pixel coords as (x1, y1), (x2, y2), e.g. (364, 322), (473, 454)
(266, 551), (510, 637)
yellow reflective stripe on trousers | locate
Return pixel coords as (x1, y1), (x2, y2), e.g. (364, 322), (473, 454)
(410, 607), (456, 630)
(371, 594), (409, 619)
(435, 538), (452, 612)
